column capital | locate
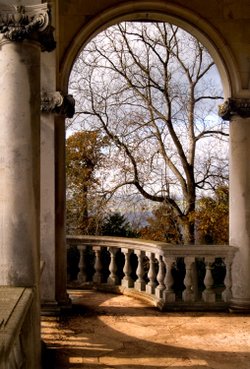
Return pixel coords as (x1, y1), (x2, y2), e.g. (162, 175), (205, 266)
(0, 3), (55, 51)
(41, 91), (75, 118)
(218, 98), (250, 120)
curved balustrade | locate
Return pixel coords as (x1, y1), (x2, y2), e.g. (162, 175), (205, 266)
(66, 235), (237, 311)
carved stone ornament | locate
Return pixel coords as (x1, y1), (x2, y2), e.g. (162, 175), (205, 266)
(218, 98), (250, 120)
(0, 3), (56, 51)
(41, 91), (75, 118)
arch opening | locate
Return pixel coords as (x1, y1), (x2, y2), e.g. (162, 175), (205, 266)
(66, 18), (229, 246)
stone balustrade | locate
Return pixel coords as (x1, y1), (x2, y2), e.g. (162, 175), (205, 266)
(0, 287), (34, 369)
(66, 236), (237, 311)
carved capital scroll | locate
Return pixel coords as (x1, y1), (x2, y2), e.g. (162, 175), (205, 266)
(41, 91), (75, 118)
(218, 98), (250, 120)
(0, 3), (56, 51)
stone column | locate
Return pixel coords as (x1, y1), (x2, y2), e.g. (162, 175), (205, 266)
(0, 40), (41, 286)
(41, 92), (74, 308)
(0, 3), (55, 368)
(40, 2), (57, 311)
(219, 98), (250, 312)
(55, 95), (74, 306)
(40, 105), (56, 309)
(0, 2), (55, 284)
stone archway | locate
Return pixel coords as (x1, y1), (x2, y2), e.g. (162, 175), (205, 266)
(56, 1), (250, 312)
(60, 1), (237, 97)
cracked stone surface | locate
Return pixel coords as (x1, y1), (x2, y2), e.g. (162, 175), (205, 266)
(41, 290), (250, 369)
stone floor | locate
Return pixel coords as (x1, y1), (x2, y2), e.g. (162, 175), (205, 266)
(41, 290), (250, 369)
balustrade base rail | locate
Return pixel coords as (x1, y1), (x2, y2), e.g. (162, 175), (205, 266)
(67, 281), (229, 311)
(67, 235), (237, 312)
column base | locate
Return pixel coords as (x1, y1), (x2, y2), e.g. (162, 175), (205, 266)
(229, 298), (250, 313)
(41, 300), (61, 316)
(41, 297), (72, 316)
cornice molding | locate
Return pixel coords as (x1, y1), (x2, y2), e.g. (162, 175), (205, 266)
(41, 91), (75, 118)
(218, 98), (250, 120)
(0, 3), (56, 51)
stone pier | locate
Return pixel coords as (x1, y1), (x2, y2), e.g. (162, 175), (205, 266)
(220, 98), (250, 312)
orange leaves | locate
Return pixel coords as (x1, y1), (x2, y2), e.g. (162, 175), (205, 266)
(195, 186), (229, 244)
(66, 131), (107, 234)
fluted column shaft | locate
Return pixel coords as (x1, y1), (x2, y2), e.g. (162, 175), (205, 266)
(0, 40), (41, 287)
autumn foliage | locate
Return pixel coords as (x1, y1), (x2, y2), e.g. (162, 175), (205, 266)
(194, 186), (229, 244)
(66, 131), (106, 234)
(139, 186), (229, 244)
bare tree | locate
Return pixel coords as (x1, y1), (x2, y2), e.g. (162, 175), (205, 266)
(68, 22), (228, 244)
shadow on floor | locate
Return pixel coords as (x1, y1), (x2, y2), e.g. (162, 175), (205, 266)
(41, 290), (250, 369)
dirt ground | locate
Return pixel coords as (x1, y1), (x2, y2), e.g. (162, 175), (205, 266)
(41, 290), (250, 369)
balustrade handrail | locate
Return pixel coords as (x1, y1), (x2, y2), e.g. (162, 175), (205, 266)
(66, 235), (237, 258)
(66, 235), (238, 311)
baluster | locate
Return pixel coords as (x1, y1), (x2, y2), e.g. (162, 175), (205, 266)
(222, 256), (233, 302)
(182, 256), (195, 302)
(145, 252), (157, 294)
(134, 250), (146, 291)
(202, 257), (216, 302)
(93, 246), (103, 284)
(121, 248), (134, 288)
(77, 246), (87, 284)
(155, 254), (165, 299)
(163, 256), (175, 302)
(107, 247), (118, 285)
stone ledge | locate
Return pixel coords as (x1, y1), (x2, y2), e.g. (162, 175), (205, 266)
(0, 287), (25, 326)
(0, 287), (33, 358)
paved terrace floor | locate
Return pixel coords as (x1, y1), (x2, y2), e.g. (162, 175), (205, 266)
(41, 290), (250, 369)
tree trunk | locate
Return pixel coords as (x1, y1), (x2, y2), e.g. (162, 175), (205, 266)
(80, 185), (89, 233)
(181, 219), (195, 244)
